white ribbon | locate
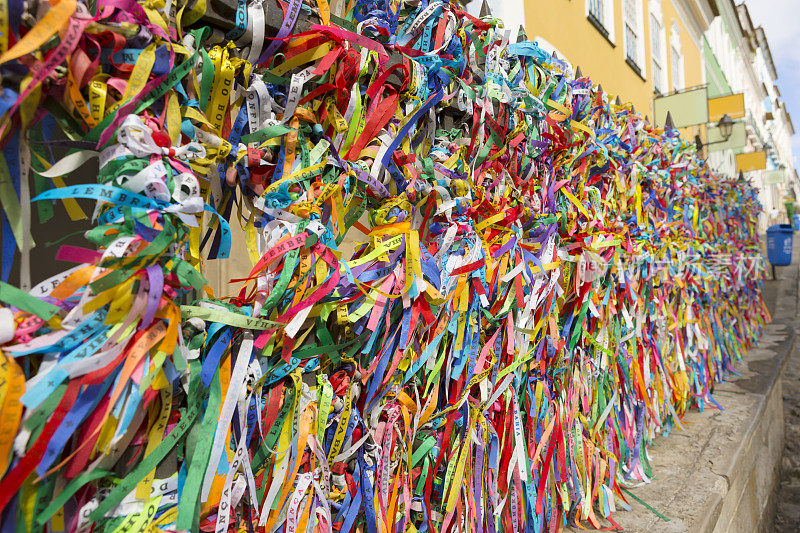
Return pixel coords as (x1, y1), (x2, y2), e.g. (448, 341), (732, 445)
(117, 115), (206, 160)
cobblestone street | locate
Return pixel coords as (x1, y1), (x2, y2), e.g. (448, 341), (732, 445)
(776, 350), (800, 531)
(768, 237), (800, 531)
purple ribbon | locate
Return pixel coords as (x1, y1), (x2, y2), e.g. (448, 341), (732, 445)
(257, 0), (303, 65)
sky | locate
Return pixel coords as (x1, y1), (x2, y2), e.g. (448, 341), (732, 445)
(736, 2), (799, 170)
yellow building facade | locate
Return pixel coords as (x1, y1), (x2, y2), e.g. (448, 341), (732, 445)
(522, 0), (714, 120)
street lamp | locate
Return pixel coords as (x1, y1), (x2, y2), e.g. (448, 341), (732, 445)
(717, 113), (734, 140)
(695, 114), (735, 154)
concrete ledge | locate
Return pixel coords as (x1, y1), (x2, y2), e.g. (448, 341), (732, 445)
(568, 272), (797, 532)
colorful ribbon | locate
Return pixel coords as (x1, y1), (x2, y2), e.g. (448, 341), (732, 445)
(0, 1), (769, 532)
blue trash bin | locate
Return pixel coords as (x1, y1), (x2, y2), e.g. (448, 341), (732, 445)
(792, 214), (800, 231)
(766, 224), (794, 266)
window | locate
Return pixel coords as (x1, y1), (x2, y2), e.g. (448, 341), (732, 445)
(671, 46), (683, 89)
(586, 0), (615, 42)
(650, 10), (666, 93)
(670, 25), (684, 90)
(622, 0), (645, 78)
(588, 0), (607, 26)
(624, 0), (639, 63)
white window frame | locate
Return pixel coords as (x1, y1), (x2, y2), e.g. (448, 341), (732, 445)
(649, 0), (666, 93)
(586, 0), (615, 43)
(622, 0), (646, 77)
(670, 24), (685, 91)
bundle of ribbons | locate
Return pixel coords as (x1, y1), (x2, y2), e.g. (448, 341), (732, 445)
(0, 0), (769, 531)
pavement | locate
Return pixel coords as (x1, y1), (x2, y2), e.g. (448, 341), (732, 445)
(566, 236), (800, 533)
(772, 236), (800, 531)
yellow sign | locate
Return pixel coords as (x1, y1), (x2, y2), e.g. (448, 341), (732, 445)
(708, 93), (745, 122)
(736, 151), (767, 173)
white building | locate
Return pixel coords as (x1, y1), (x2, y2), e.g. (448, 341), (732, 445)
(733, 2), (796, 229)
(702, 1), (796, 230)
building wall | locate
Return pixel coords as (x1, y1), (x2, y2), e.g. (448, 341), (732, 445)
(523, 0), (709, 118)
(664, 1), (707, 92)
(519, 0), (797, 230)
(524, 0), (648, 112)
(722, 1), (798, 229)
(703, 2), (741, 180)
